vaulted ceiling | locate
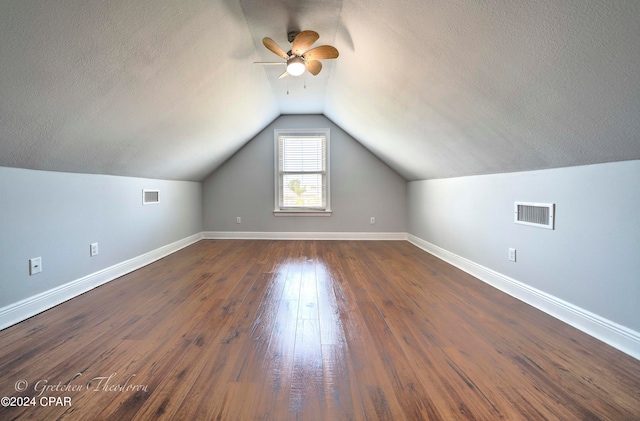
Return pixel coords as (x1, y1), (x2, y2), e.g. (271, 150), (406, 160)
(1, 0), (639, 181)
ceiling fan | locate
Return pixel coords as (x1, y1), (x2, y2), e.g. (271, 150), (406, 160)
(255, 30), (339, 79)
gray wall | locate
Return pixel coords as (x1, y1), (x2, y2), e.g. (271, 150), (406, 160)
(0, 167), (203, 308)
(408, 160), (640, 332)
(203, 115), (407, 232)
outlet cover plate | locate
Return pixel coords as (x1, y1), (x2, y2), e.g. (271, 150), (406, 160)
(29, 257), (42, 275)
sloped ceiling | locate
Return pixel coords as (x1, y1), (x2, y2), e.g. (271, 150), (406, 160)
(1, 0), (639, 181)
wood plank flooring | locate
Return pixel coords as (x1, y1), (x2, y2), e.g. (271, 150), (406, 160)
(0, 240), (639, 420)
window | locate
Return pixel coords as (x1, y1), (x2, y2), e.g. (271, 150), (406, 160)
(274, 129), (331, 216)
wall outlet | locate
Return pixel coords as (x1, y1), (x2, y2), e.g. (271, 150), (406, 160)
(508, 248), (516, 262)
(236, 217), (241, 224)
(370, 217), (375, 225)
(90, 243), (99, 256)
(29, 257), (42, 275)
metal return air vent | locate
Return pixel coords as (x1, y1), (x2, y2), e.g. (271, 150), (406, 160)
(143, 189), (159, 205)
(514, 202), (554, 230)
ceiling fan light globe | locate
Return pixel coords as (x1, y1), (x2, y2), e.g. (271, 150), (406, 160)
(286, 57), (306, 76)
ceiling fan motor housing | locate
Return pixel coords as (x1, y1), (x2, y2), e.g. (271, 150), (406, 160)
(287, 31), (299, 43)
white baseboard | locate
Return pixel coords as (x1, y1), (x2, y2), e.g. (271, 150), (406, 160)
(407, 234), (640, 360)
(202, 231), (409, 240)
(0, 232), (203, 331)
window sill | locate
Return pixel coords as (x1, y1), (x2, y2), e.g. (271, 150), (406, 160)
(273, 210), (332, 217)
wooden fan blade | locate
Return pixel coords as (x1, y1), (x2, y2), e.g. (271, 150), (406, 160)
(292, 30), (319, 56)
(263, 37), (288, 59)
(278, 70), (289, 79)
(305, 60), (322, 76)
(303, 45), (339, 61)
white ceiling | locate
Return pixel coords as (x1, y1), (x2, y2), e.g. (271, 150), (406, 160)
(1, 0), (639, 181)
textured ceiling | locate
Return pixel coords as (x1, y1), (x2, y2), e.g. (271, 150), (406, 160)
(1, 0), (639, 181)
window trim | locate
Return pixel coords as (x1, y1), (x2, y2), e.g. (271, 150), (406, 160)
(273, 128), (331, 216)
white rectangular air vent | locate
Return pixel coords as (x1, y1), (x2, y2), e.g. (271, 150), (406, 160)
(514, 202), (554, 229)
(143, 189), (159, 205)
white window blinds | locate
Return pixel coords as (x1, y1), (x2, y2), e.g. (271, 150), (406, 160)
(275, 130), (330, 212)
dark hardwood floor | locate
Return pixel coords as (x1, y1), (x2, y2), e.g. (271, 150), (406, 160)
(0, 240), (638, 420)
